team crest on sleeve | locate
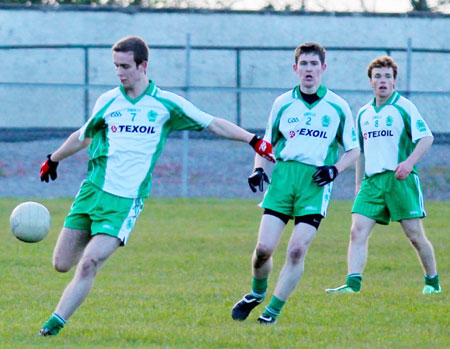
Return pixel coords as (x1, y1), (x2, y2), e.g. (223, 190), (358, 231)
(416, 120), (427, 132)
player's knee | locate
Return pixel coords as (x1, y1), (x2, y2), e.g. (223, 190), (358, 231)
(288, 244), (306, 264)
(402, 224), (422, 242)
(350, 225), (367, 242)
(403, 224), (420, 237)
(79, 256), (99, 278)
(53, 257), (72, 273)
(254, 244), (273, 263)
(408, 236), (420, 249)
(406, 231), (425, 249)
(53, 263), (71, 273)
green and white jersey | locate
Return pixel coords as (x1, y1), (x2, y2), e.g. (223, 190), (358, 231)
(264, 85), (359, 166)
(356, 91), (433, 177)
(79, 81), (213, 198)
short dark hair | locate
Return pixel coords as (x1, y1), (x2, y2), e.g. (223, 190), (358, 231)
(112, 36), (149, 66)
(294, 42), (326, 65)
(367, 55), (398, 79)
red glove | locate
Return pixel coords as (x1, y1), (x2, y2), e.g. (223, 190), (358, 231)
(249, 135), (276, 163)
(40, 154), (59, 182)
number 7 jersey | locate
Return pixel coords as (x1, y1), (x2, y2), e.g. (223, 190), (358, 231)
(78, 81), (213, 198)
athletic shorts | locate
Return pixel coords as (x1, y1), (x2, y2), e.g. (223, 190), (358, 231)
(352, 171), (426, 225)
(261, 161), (332, 217)
(64, 180), (145, 245)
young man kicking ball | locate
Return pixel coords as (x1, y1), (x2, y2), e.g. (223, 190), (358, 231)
(39, 36), (275, 336)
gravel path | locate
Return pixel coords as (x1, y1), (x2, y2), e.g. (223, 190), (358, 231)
(0, 138), (448, 201)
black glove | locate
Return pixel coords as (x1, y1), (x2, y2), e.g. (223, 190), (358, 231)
(312, 166), (338, 186)
(248, 167), (270, 193)
(40, 154), (59, 182)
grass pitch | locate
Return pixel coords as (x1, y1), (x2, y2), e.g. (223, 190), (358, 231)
(0, 198), (448, 348)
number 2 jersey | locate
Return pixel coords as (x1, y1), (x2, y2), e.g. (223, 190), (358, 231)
(356, 91), (433, 177)
(79, 81), (213, 198)
(264, 85), (359, 166)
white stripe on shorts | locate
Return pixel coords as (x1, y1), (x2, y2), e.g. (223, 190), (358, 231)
(413, 174), (426, 217)
(117, 198), (144, 245)
(321, 182), (333, 217)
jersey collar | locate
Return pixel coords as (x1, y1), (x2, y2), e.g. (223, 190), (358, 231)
(371, 90), (400, 112)
(119, 80), (157, 105)
(146, 80), (157, 97)
(292, 85), (327, 109)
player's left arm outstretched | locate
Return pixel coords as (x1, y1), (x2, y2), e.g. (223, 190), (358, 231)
(207, 117), (275, 163)
(40, 130), (92, 182)
(394, 135), (433, 180)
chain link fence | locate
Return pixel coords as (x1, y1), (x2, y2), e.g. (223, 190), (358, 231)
(0, 41), (449, 200)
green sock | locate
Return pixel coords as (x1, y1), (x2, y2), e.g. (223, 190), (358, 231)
(425, 273), (440, 289)
(42, 313), (66, 335)
(251, 277), (268, 298)
(263, 295), (286, 319)
(346, 274), (362, 292)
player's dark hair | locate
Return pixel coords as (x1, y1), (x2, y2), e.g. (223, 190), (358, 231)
(112, 36), (149, 67)
(294, 42), (326, 65)
(367, 56), (398, 79)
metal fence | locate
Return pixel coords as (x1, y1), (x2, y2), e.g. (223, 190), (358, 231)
(1, 37), (450, 132)
(0, 38), (449, 200)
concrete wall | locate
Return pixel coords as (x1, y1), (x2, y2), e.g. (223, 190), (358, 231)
(0, 6), (449, 133)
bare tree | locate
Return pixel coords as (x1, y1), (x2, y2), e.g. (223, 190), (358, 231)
(2, 0), (449, 12)
(359, 0), (369, 12)
(410, 0), (430, 11)
(260, 0), (449, 12)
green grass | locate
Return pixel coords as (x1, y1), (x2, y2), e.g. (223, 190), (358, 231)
(0, 198), (448, 348)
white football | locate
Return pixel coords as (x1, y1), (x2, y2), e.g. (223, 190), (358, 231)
(10, 202), (51, 243)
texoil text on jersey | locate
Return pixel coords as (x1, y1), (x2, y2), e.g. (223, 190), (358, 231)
(363, 130), (394, 140)
(289, 128), (328, 139)
(110, 125), (156, 134)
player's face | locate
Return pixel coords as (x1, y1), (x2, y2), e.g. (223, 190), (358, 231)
(113, 51), (146, 89)
(293, 53), (326, 91)
(370, 67), (396, 100)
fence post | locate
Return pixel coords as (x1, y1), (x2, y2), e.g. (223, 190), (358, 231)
(84, 47), (90, 121)
(406, 38), (412, 98)
(181, 34), (191, 197)
(236, 49), (241, 126)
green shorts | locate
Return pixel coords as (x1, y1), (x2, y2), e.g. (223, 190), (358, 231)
(352, 171), (426, 225)
(64, 180), (145, 245)
(261, 161), (332, 217)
